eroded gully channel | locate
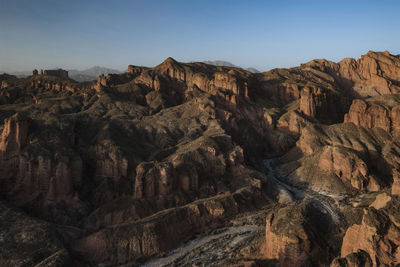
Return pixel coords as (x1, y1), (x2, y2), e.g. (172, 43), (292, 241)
(139, 159), (342, 267)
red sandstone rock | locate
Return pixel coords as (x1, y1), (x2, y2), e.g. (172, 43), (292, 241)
(265, 201), (335, 266)
(317, 146), (378, 191)
(340, 206), (400, 266)
(392, 170), (400, 195)
(369, 193), (391, 210)
(295, 122), (400, 193)
(303, 51), (400, 97)
(330, 250), (373, 267)
(339, 196), (400, 266)
(2, 51), (400, 265)
(74, 187), (264, 265)
(277, 110), (314, 136)
(345, 99), (390, 132)
(0, 113), (29, 155)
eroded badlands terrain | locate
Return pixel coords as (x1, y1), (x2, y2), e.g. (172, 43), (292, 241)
(1, 51), (400, 266)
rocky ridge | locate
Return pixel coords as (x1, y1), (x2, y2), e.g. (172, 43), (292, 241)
(0, 51), (400, 266)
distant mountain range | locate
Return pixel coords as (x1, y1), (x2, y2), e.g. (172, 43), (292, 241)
(3, 66), (122, 82)
(68, 66), (122, 82)
(4, 71), (32, 78)
(2, 62), (259, 82)
(202, 60), (260, 73)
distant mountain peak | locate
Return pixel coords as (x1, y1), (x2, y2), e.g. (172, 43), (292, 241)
(203, 60), (236, 67)
(202, 60), (260, 73)
(68, 66), (122, 82)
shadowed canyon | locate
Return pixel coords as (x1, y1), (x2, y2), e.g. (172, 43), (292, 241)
(2, 51), (400, 266)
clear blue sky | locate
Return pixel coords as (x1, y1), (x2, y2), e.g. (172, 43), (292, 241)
(0, 0), (399, 72)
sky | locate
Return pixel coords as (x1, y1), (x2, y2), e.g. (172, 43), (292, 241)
(0, 0), (399, 73)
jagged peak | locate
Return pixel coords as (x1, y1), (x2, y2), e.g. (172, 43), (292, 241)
(163, 57), (178, 64)
(301, 58), (334, 69)
(306, 58), (336, 65)
(157, 57), (182, 68)
(361, 50), (400, 65)
(154, 57), (184, 74)
(365, 50), (393, 57)
(338, 57), (357, 66)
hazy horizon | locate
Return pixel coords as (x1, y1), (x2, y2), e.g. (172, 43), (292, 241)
(1, 0), (399, 73)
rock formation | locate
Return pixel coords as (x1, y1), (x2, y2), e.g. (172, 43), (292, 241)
(330, 250), (373, 267)
(344, 95), (400, 135)
(1, 51), (400, 265)
(339, 196), (400, 266)
(265, 200), (339, 266)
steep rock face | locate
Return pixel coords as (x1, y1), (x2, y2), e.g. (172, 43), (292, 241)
(134, 161), (177, 198)
(276, 110), (314, 137)
(299, 86), (329, 118)
(0, 113), (85, 223)
(344, 95), (400, 135)
(88, 144), (132, 185)
(94, 73), (134, 92)
(317, 146), (373, 191)
(132, 134), (244, 199)
(16, 155), (83, 202)
(340, 197), (400, 266)
(154, 57), (187, 82)
(258, 62), (352, 124)
(392, 170), (400, 195)
(304, 51), (400, 97)
(0, 113), (29, 155)
(75, 185), (269, 266)
(291, 123), (399, 193)
(125, 58), (254, 105)
(265, 200), (338, 266)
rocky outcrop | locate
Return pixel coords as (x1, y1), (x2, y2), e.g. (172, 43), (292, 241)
(344, 95), (400, 135)
(299, 86), (328, 118)
(115, 58), (254, 105)
(75, 185), (268, 266)
(265, 200), (338, 266)
(330, 250), (372, 267)
(0, 113), (86, 224)
(344, 99), (390, 131)
(0, 113), (29, 155)
(340, 197), (400, 266)
(28, 75), (83, 93)
(88, 144), (132, 185)
(317, 146), (376, 191)
(303, 51), (400, 97)
(134, 161), (177, 198)
(258, 62), (352, 124)
(392, 170), (400, 195)
(133, 136), (243, 199)
(292, 123), (399, 193)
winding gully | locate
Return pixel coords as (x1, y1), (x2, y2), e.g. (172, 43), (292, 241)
(139, 158), (343, 266)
